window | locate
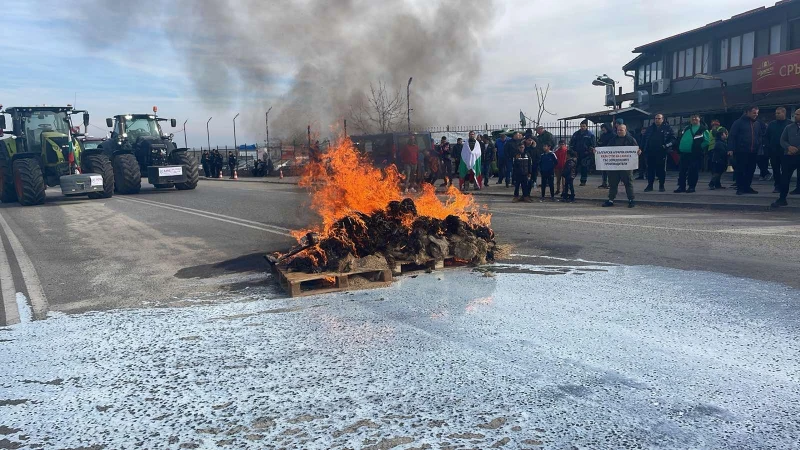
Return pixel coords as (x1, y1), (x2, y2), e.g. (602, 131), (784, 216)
(757, 29), (770, 57)
(742, 32), (755, 66)
(686, 47), (694, 75)
(678, 50), (685, 77)
(721, 39), (728, 70)
(638, 66), (645, 85)
(791, 20), (800, 50)
(657, 60), (663, 80)
(771, 24), (782, 54)
(673, 52), (678, 79)
(650, 62), (656, 82)
(703, 43), (709, 73)
(672, 44), (708, 79)
(731, 35), (741, 67)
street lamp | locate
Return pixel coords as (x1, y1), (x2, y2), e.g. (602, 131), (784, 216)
(233, 113), (240, 150)
(183, 119), (188, 149)
(593, 75), (617, 110)
(265, 106), (272, 153)
(407, 77), (413, 133)
(206, 117), (212, 150)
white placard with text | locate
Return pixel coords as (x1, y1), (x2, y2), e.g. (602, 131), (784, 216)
(594, 146), (639, 171)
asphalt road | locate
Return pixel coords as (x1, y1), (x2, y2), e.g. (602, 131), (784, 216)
(0, 178), (799, 325)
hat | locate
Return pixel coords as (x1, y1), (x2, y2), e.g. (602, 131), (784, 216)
(615, 118), (624, 125)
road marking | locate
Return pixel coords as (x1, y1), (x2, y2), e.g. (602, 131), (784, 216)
(491, 209), (799, 238)
(0, 228), (20, 326)
(116, 197), (294, 237)
(0, 211), (49, 321)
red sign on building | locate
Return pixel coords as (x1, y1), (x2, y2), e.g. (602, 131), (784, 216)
(753, 49), (800, 94)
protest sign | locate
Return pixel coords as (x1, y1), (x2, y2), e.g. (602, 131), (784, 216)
(594, 146), (639, 171)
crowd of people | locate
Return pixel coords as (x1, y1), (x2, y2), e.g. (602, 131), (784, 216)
(200, 149), (240, 178)
(397, 104), (799, 209)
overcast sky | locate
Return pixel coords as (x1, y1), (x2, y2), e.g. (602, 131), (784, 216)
(0, 0), (772, 147)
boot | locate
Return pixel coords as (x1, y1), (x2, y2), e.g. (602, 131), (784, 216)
(643, 184), (653, 192)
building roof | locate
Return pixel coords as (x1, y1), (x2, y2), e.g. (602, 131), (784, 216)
(632, 1), (795, 53)
(559, 107), (651, 123)
(622, 54), (647, 72)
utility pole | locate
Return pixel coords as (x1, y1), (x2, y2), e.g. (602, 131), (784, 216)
(233, 113), (240, 150)
(343, 119), (347, 138)
(183, 119), (188, 148)
(307, 125), (311, 149)
(265, 106), (272, 157)
(206, 117), (212, 150)
(407, 77), (413, 133)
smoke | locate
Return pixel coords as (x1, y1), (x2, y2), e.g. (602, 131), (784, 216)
(68, 0), (496, 140)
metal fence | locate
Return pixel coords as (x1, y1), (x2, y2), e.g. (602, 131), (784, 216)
(424, 121), (603, 145)
(186, 143), (312, 177)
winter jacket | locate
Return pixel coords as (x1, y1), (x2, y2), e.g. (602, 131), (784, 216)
(780, 121), (800, 155)
(563, 158), (577, 180)
(539, 151), (558, 173)
(607, 133), (638, 148)
(678, 125), (710, 154)
(535, 130), (555, 151)
(644, 123), (676, 155)
(495, 137), (509, 160)
(554, 145), (567, 173)
(400, 144), (418, 165)
(228, 154), (237, 167)
(525, 144), (541, 167)
(598, 124), (615, 147)
(505, 139), (522, 161)
(712, 139), (729, 164)
(569, 129), (595, 157)
(438, 142), (452, 161)
(766, 119), (791, 157)
(729, 114), (766, 154)
(512, 152), (532, 180)
(482, 140), (495, 162)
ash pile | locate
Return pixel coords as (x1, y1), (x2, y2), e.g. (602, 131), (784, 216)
(278, 198), (496, 274)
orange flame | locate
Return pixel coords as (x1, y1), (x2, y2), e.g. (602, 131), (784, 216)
(294, 137), (490, 241)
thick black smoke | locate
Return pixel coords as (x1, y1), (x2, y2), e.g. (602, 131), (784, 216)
(67, 0), (495, 139)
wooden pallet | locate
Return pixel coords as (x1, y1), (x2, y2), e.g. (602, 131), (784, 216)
(273, 265), (393, 298)
(391, 256), (471, 275)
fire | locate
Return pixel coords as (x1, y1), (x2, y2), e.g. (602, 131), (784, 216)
(295, 138), (491, 241)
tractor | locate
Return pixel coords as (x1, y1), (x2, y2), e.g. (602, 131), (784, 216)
(0, 105), (114, 206)
(99, 107), (198, 193)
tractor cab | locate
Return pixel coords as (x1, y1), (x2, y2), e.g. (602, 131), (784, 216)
(106, 113), (178, 170)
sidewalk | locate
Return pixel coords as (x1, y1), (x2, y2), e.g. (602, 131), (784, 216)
(202, 173), (800, 212)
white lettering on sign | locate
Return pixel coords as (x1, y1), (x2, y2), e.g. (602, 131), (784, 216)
(89, 176), (104, 187)
(594, 146), (639, 171)
(158, 166), (183, 177)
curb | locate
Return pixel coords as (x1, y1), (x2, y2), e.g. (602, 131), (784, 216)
(200, 178), (800, 213)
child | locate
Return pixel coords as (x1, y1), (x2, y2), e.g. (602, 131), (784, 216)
(554, 140), (567, 195)
(511, 143), (532, 202)
(538, 143), (557, 200)
(709, 128), (729, 190)
(562, 150), (577, 202)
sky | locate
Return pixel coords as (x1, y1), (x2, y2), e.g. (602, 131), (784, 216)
(0, 0), (773, 147)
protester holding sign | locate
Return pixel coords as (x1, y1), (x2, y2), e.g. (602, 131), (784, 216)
(600, 124), (640, 208)
(675, 114), (710, 193)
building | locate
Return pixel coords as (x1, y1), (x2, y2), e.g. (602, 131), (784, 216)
(564, 0), (800, 133)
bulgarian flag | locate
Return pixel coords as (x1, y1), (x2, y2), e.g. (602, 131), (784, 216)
(458, 140), (482, 181)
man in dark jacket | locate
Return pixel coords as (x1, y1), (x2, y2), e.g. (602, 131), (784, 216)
(771, 109), (800, 207)
(524, 136), (540, 188)
(601, 124), (640, 208)
(228, 151), (238, 178)
(765, 107), (790, 193)
(500, 132), (522, 187)
(569, 120), (596, 186)
(481, 134), (494, 187)
(535, 126), (555, 152)
(201, 150), (211, 177)
(729, 105), (766, 195)
(511, 141), (532, 202)
(642, 114), (675, 192)
(597, 123), (615, 188)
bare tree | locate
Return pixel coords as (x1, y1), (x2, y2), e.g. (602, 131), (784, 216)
(535, 83), (557, 126)
(349, 80), (406, 134)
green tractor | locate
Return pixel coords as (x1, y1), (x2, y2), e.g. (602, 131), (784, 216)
(0, 106), (114, 206)
(99, 108), (198, 194)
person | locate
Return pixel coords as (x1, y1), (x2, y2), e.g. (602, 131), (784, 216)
(459, 131), (482, 191)
(438, 136), (453, 188)
(511, 141), (532, 202)
(636, 127), (648, 179)
(675, 114), (710, 193)
(709, 128), (729, 190)
(561, 150), (577, 202)
(765, 107), (790, 193)
(535, 126), (555, 152)
(500, 132), (523, 188)
(212, 149), (223, 177)
(481, 134), (495, 188)
(228, 151), (238, 177)
(597, 123), (615, 188)
(569, 120), (596, 186)
(554, 140), (567, 195)
(729, 105), (766, 195)
(309, 140), (321, 164)
(495, 133), (510, 185)
(771, 109), (800, 207)
(452, 138), (463, 183)
(601, 124), (640, 208)
(524, 135), (540, 189)
(400, 138), (419, 193)
(425, 144), (441, 186)
(707, 119), (721, 171)
(417, 143), (427, 189)
(538, 142), (558, 201)
(265, 155), (274, 176)
(201, 150), (211, 177)
(642, 114), (675, 192)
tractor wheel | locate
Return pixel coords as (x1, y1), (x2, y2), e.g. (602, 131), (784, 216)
(0, 161), (18, 203)
(83, 154), (114, 199)
(113, 153), (141, 195)
(173, 151), (199, 190)
(13, 158), (46, 206)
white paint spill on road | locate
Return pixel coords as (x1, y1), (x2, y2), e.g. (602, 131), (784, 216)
(15, 292), (32, 324)
(0, 265), (797, 449)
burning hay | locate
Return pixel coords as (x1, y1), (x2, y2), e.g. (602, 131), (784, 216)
(274, 139), (496, 275)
